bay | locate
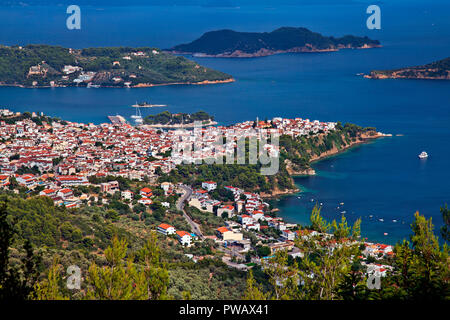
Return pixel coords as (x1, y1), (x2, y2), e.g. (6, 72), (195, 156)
(1, 1), (449, 244)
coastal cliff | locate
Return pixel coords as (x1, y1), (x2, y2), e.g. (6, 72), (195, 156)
(267, 127), (387, 198)
(170, 27), (381, 58)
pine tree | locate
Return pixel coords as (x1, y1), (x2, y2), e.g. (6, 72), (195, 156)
(35, 257), (68, 300)
(409, 212), (449, 299)
(85, 235), (144, 300)
(336, 261), (368, 300)
(242, 269), (267, 300)
(440, 204), (450, 242)
(0, 200), (40, 300)
(377, 212), (449, 299)
(85, 234), (170, 300)
(137, 231), (170, 300)
(310, 205), (330, 233)
(297, 207), (361, 300)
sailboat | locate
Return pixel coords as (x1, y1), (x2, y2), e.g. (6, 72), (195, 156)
(131, 104), (143, 125)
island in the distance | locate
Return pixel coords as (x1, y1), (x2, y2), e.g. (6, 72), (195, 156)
(367, 56), (450, 80)
(169, 27), (381, 58)
(0, 45), (234, 88)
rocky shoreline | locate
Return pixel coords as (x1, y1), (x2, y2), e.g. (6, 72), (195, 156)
(132, 78), (235, 87)
(265, 131), (388, 198)
(172, 44), (381, 59)
(0, 78), (235, 89)
(365, 71), (450, 80)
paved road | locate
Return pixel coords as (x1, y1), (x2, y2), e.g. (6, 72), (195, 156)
(176, 185), (204, 240)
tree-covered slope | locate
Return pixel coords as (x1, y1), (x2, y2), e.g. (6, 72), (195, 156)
(368, 57), (450, 80)
(0, 45), (233, 87)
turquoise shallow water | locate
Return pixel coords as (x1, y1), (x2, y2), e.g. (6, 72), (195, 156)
(1, 1), (449, 244)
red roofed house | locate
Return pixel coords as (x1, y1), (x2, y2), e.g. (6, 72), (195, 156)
(138, 197), (153, 206)
(56, 175), (88, 186)
(157, 223), (176, 236)
(217, 204), (235, 218)
(176, 231), (192, 246)
(281, 229), (296, 241)
(0, 175), (10, 188)
(57, 188), (73, 200)
(16, 174), (36, 188)
(140, 187), (153, 198)
(39, 188), (57, 198)
(216, 226), (243, 241)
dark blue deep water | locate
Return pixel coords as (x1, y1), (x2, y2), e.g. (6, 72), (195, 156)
(1, 1), (449, 244)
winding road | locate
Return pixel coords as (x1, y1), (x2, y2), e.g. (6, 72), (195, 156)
(176, 185), (204, 240)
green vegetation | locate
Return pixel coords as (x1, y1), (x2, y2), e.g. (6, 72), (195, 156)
(184, 205), (225, 236)
(0, 186), (247, 300)
(243, 207), (449, 300)
(144, 111), (214, 125)
(2, 187), (448, 300)
(160, 123), (375, 196)
(171, 27), (380, 56)
(280, 123), (376, 173)
(370, 56), (450, 80)
(0, 45), (232, 87)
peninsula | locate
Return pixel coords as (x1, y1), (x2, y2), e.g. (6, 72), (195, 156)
(0, 45), (233, 88)
(367, 56), (450, 80)
(169, 27), (381, 58)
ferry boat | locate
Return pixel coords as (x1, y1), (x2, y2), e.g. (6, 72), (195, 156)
(418, 151), (428, 159)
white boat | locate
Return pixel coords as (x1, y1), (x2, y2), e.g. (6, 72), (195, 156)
(379, 218), (384, 222)
(418, 151), (428, 159)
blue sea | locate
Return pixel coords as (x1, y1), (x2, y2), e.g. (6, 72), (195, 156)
(1, 1), (449, 244)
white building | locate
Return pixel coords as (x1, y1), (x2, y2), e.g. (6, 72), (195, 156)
(281, 229), (296, 241)
(202, 181), (217, 192)
(176, 231), (192, 246)
(157, 223), (176, 236)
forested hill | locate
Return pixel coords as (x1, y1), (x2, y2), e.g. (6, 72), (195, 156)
(0, 45), (233, 88)
(368, 57), (450, 80)
(144, 111), (214, 125)
(169, 27), (381, 57)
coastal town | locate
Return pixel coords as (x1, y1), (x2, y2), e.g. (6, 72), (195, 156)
(0, 108), (392, 279)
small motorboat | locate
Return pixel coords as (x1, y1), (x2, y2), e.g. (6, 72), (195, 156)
(418, 151), (428, 159)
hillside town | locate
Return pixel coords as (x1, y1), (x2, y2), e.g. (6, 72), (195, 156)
(0, 108), (392, 278)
